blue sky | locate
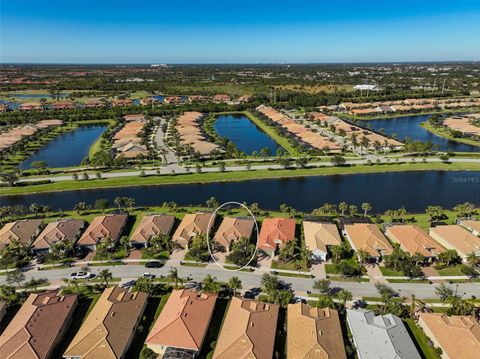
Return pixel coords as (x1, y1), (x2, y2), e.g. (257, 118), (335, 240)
(1, 0), (479, 63)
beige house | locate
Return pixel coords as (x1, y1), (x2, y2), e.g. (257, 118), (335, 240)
(429, 225), (480, 261)
(458, 219), (480, 236)
(344, 223), (393, 262)
(172, 213), (215, 249)
(146, 289), (217, 357)
(63, 286), (147, 359)
(77, 214), (128, 250)
(32, 218), (85, 253)
(418, 313), (480, 359)
(0, 219), (43, 250)
(130, 214), (175, 247)
(0, 291), (78, 359)
(303, 221), (342, 261)
(385, 225), (445, 260)
(213, 297), (279, 359)
(213, 217), (255, 252)
(287, 303), (347, 359)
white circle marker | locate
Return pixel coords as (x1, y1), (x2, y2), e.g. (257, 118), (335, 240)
(206, 201), (260, 271)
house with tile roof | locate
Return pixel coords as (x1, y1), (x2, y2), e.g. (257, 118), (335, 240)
(0, 290), (78, 359)
(303, 221), (342, 261)
(213, 217), (255, 252)
(145, 289), (217, 357)
(130, 214), (175, 248)
(458, 219), (480, 236)
(172, 213), (215, 249)
(0, 219), (43, 250)
(429, 225), (480, 261)
(346, 309), (420, 359)
(343, 223), (393, 262)
(213, 297), (279, 359)
(287, 303), (347, 359)
(63, 286), (147, 359)
(32, 219), (85, 253)
(258, 218), (296, 255)
(76, 214), (128, 250)
(418, 313), (480, 359)
(385, 225), (445, 260)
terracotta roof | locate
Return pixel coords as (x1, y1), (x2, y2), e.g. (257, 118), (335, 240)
(344, 223), (393, 257)
(0, 219), (43, 249)
(64, 286), (147, 359)
(32, 219), (85, 250)
(287, 304), (347, 359)
(213, 297), (279, 359)
(172, 213), (215, 248)
(418, 313), (480, 359)
(213, 217), (255, 249)
(258, 218), (296, 252)
(130, 215), (175, 244)
(146, 289), (217, 352)
(303, 221), (342, 254)
(0, 290), (77, 359)
(459, 219), (480, 234)
(386, 225), (445, 257)
(77, 214), (128, 246)
(429, 225), (480, 257)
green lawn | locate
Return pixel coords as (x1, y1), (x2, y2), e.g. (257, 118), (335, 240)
(271, 260), (308, 272)
(403, 318), (441, 359)
(4, 160), (480, 196)
(379, 266), (404, 276)
(324, 263), (340, 274)
(436, 265), (465, 276)
(387, 278), (430, 283)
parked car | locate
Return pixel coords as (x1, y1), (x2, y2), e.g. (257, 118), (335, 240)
(70, 271), (93, 280)
(142, 273), (156, 279)
(145, 261), (161, 268)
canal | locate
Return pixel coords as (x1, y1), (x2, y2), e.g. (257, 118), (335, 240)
(20, 125), (107, 169)
(2, 171), (479, 213)
(214, 114), (280, 154)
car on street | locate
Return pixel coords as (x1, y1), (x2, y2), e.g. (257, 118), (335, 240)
(142, 272), (156, 279)
(70, 271), (93, 280)
(145, 261), (162, 268)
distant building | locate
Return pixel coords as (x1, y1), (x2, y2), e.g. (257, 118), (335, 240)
(0, 290), (78, 359)
(353, 84), (380, 91)
(213, 297), (279, 359)
(146, 289), (217, 357)
(287, 303), (347, 359)
(346, 309), (421, 359)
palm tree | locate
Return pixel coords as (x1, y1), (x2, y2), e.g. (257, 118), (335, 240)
(63, 278), (80, 294)
(337, 289), (353, 306)
(338, 202), (348, 216)
(202, 274), (220, 294)
(167, 267), (183, 289)
(357, 249), (369, 266)
(361, 202), (372, 217)
(99, 269), (112, 287)
(228, 276), (242, 297)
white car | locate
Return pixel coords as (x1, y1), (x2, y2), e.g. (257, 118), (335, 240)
(142, 273), (156, 279)
(70, 271), (92, 280)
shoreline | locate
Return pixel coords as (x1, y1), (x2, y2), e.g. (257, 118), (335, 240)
(2, 161), (480, 196)
(421, 121), (480, 148)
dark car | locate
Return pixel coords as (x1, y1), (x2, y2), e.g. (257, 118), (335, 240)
(145, 261), (161, 268)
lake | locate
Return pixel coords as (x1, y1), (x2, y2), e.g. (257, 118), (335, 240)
(214, 114), (280, 154)
(20, 125), (107, 169)
(360, 114), (478, 152)
(2, 171), (479, 213)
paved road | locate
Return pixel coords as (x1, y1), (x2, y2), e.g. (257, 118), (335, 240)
(4, 261), (480, 299)
(12, 157), (480, 184)
(152, 117), (178, 165)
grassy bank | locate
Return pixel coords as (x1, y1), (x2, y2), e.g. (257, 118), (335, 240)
(338, 107), (480, 121)
(421, 121), (480, 147)
(2, 161), (480, 196)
